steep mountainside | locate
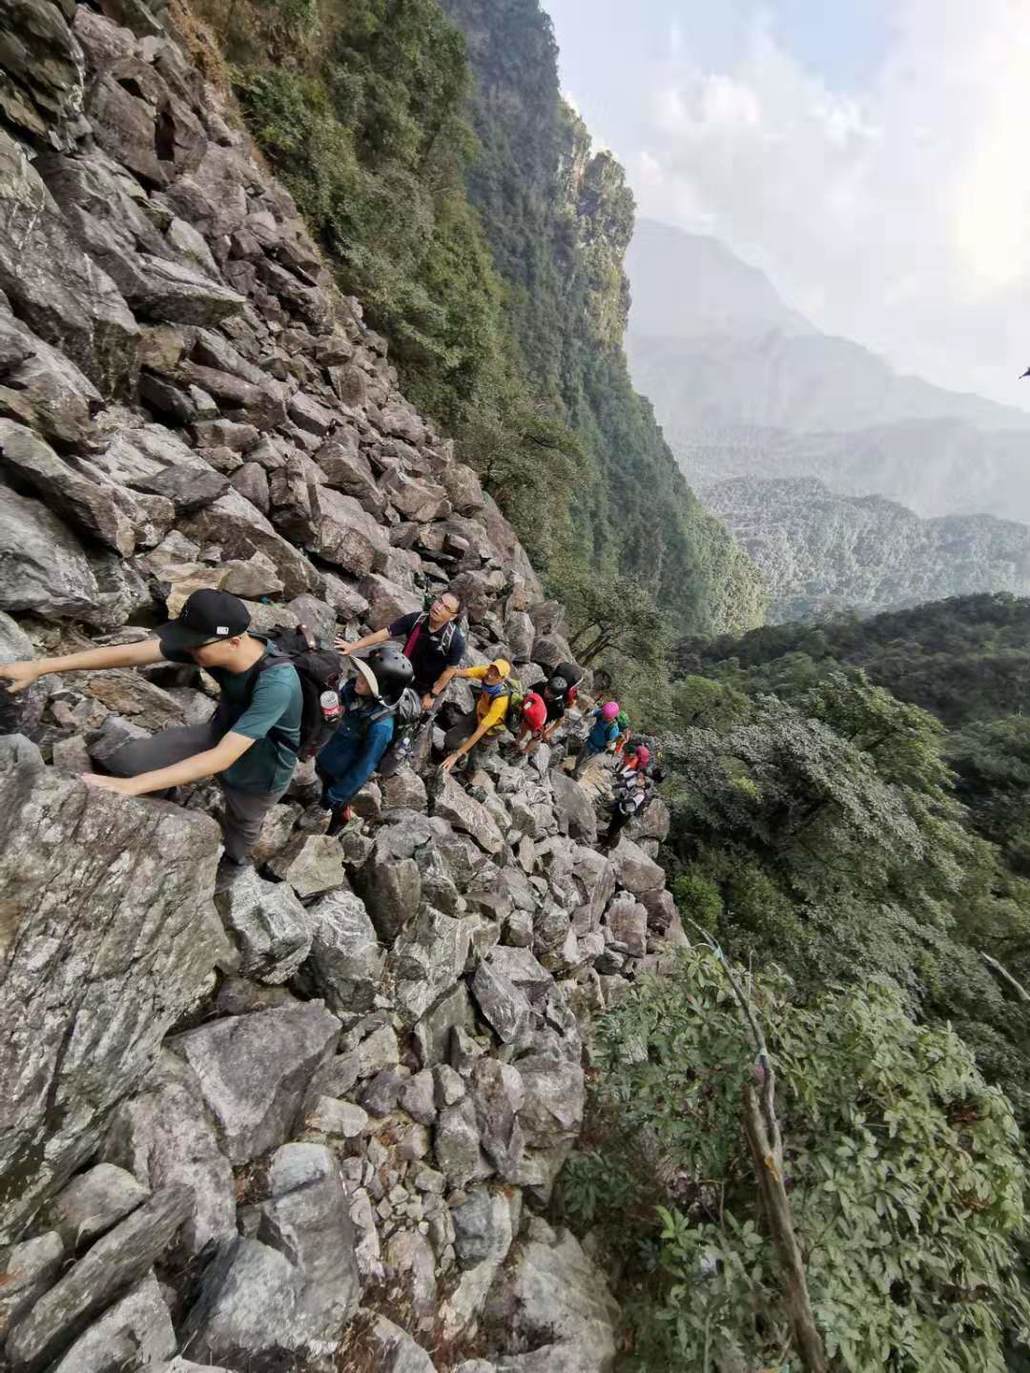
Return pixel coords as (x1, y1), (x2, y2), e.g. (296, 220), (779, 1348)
(0, 3), (684, 1367)
(435, 0), (765, 634)
(708, 475), (1030, 621)
(627, 219), (1030, 526)
(195, 0), (764, 637)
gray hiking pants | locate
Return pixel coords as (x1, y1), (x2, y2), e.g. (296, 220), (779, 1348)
(103, 722), (285, 864)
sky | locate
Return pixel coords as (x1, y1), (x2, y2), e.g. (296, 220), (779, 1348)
(542, 0), (1030, 412)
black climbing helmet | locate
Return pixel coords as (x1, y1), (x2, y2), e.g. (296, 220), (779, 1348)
(367, 644), (414, 705)
(547, 674), (569, 696)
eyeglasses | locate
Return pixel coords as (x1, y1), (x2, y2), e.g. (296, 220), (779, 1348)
(433, 599), (459, 615)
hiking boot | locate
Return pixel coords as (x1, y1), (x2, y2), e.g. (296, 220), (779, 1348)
(215, 854), (251, 892)
(326, 804), (355, 838)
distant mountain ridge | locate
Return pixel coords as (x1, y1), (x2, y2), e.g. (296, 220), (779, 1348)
(626, 219), (1030, 534)
(707, 475), (1030, 622)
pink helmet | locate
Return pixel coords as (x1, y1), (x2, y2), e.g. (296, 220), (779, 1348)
(634, 745), (651, 767)
(601, 701), (620, 721)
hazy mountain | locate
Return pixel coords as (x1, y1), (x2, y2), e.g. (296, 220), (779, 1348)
(707, 475), (1030, 622)
(626, 220), (1030, 525)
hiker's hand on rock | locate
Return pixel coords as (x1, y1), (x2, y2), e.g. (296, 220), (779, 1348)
(334, 638), (355, 654)
(440, 753), (459, 774)
(421, 693), (435, 712)
(81, 773), (141, 796)
(0, 661), (40, 695)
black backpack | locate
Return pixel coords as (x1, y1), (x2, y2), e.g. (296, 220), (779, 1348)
(375, 686), (424, 772)
(238, 624), (346, 762)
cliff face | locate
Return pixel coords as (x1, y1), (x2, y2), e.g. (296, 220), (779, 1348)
(438, 0), (766, 634)
(0, 3), (683, 1369)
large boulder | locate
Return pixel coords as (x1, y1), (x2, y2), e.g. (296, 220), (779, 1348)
(0, 738), (227, 1242)
(182, 488), (320, 599)
(0, 483), (117, 625)
(183, 1144), (360, 1367)
(550, 771), (597, 844)
(301, 887), (385, 1016)
(486, 1220), (619, 1373)
(388, 906), (472, 1025)
(40, 1163), (148, 1252)
(611, 839), (664, 895)
(170, 1002), (341, 1164)
(47, 1272), (176, 1373)
(102, 1051), (236, 1260)
(434, 777), (506, 856)
(5, 1185), (192, 1372)
(214, 867), (313, 983)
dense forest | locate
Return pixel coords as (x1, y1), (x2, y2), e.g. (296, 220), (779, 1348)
(563, 593), (1030, 1366)
(192, 0), (764, 636)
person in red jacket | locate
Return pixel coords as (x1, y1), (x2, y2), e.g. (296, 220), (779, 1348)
(514, 688), (548, 753)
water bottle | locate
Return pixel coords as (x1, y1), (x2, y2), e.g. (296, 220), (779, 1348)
(320, 689), (342, 723)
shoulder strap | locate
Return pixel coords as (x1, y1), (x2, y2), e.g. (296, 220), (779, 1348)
(403, 612), (427, 659)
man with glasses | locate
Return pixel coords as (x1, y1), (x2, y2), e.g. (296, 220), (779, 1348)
(0, 589), (302, 872)
(335, 589), (466, 711)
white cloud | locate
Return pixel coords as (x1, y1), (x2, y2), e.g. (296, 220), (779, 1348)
(633, 0), (1030, 408)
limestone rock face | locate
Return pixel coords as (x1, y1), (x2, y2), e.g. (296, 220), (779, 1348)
(0, 737), (227, 1242)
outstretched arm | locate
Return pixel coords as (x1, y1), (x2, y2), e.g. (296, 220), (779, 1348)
(334, 627), (389, 655)
(0, 638), (164, 694)
(83, 731), (255, 796)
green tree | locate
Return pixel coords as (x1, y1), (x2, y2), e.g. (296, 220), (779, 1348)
(563, 949), (1030, 1371)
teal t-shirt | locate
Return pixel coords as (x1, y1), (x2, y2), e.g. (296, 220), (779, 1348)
(209, 659), (302, 795)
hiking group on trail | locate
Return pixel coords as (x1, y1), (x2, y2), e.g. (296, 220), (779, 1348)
(0, 583), (662, 871)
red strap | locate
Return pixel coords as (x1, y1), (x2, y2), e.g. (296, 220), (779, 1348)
(403, 614), (425, 659)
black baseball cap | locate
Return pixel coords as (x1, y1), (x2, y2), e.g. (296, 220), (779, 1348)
(156, 588), (251, 652)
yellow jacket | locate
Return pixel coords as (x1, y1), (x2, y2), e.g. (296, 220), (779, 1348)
(466, 665), (511, 734)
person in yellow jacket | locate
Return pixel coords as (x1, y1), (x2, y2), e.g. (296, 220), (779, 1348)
(440, 659), (512, 774)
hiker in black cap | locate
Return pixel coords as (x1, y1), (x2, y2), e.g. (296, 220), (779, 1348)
(0, 589), (302, 872)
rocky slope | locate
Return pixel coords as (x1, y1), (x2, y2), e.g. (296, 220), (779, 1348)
(0, 3), (684, 1369)
(707, 475), (1030, 622)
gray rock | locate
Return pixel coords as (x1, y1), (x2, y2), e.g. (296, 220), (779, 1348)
(255, 1164), (360, 1348)
(182, 488), (319, 599)
(267, 833), (345, 900)
(471, 1058), (525, 1181)
(358, 571), (421, 625)
(0, 320), (100, 450)
(0, 420), (133, 555)
(487, 1223), (619, 1373)
(434, 1098), (489, 1187)
(0, 1233), (64, 1339)
(103, 1051), (236, 1261)
(513, 1056), (585, 1195)
(303, 887), (384, 1016)
(0, 131), (137, 395)
(388, 906), (472, 1025)
(267, 1142), (334, 1197)
(381, 765), (428, 812)
(0, 483), (109, 624)
(400, 1069), (437, 1126)
(414, 983), (475, 1068)
(366, 1313), (437, 1372)
(6, 1185), (192, 1372)
(434, 777), (506, 856)
(451, 1188), (514, 1270)
(214, 866), (313, 982)
(611, 839), (664, 895)
(441, 462), (486, 515)
(47, 1271), (176, 1373)
(472, 961), (532, 1045)
(134, 463), (229, 513)
(487, 946), (553, 996)
(604, 894), (648, 958)
(550, 770), (597, 844)
(170, 1001), (341, 1164)
(122, 254), (246, 326)
(304, 1097), (368, 1138)
(359, 1066), (410, 1116)
(0, 738), (227, 1241)
(152, 1361), (234, 1373)
(178, 1237), (301, 1368)
(0, 609), (44, 737)
(354, 848), (422, 945)
(42, 1164), (148, 1251)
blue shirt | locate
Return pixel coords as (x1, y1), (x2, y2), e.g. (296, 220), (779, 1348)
(316, 681), (395, 807)
(586, 711), (620, 753)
